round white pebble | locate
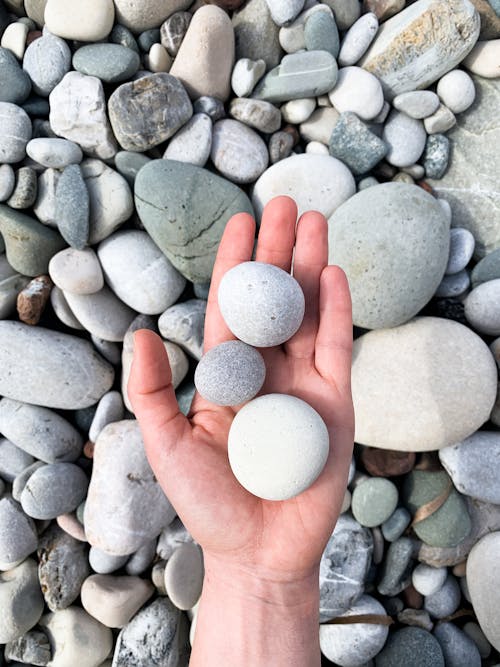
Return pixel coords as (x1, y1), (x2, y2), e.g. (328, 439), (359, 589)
(194, 340), (266, 406)
(437, 69), (476, 114)
(218, 262), (305, 347)
(228, 393), (330, 501)
(328, 66), (384, 121)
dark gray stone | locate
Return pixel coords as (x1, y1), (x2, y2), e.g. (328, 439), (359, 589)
(329, 111), (387, 175)
(114, 151), (151, 186)
(232, 0), (283, 70)
(4, 629), (51, 666)
(137, 28), (161, 52)
(22, 96), (50, 117)
(55, 164), (89, 250)
(375, 627), (444, 667)
(110, 23), (140, 53)
(72, 44), (140, 83)
(434, 622), (481, 667)
(381, 507), (412, 542)
(0, 47), (31, 104)
(192, 95), (225, 121)
(471, 248), (500, 287)
(161, 12), (192, 56)
(377, 536), (416, 596)
(269, 130), (294, 163)
(423, 134), (450, 179)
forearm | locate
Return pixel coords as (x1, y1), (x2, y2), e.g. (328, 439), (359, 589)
(190, 556), (321, 667)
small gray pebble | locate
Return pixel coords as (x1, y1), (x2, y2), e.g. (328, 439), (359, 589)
(20, 462), (89, 520)
(269, 130), (294, 163)
(435, 269), (470, 298)
(424, 574), (461, 619)
(137, 28), (161, 52)
(110, 24), (139, 53)
(22, 32), (71, 97)
(0, 494), (38, 565)
(193, 95), (225, 121)
(434, 622), (481, 667)
(381, 507), (411, 542)
(89, 546), (129, 575)
(397, 608), (433, 631)
(446, 227), (475, 275)
(12, 461), (45, 502)
(0, 164), (15, 202)
(26, 138), (83, 169)
(377, 537), (415, 596)
(4, 629), (52, 666)
(125, 538), (157, 576)
(471, 248), (500, 288)
(0, 438), (34, 482)
(88, 391), (125, 442)
(392, 90), (440, 119)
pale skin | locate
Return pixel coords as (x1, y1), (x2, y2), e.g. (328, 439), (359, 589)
(128, 196), (355, 667)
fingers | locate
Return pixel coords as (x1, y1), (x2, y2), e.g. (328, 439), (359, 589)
(315, 266), (353, 395)
(203, 212), (256, 352)
(254, 196), (297, 272)
(285, 211), (328, 359)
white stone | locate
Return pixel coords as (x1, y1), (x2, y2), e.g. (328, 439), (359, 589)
(280, 97), (316, 124)
(81, 574), (154, 628)
(299, 107), (339, 144)
(464, 279), (500, 336)
(338, 12), (379, 66)
(392, 90), (440, 119)
(279, 4), (333, 53)
(424, 104), (457, 134)
(306, 141), (329, 155)
(146, 43), (171, 73)
(26, 138), (83, 169)
(49, 248), (104, 295)
(463, 40), (500, 79)
(44, 0), (115, 41)
(158, 298), (206, 360)
(252, 153), (355, 221)
(446, 227), (475, 275)
(1, 21), (28, 60)
(97, 230), (186, 315)
(437, 69), (476, 114)
(228, 393), (329, 500)
(164, 543), (204, 610)
(211, 119), (268, 184)
(50, 286), (84, 330)
(383, 109), (427, 167)
(265, 0), (305, 26)
(412, 563), (448, 596)
(49, 72), (117, 160)
(328, 66), (384, 121)
(89, 391), (125, 443)
(164, 113), (212, 167)
(231, 58), (266, 97)
(33, 168), (59, 227)
(467, 532), (500, 651)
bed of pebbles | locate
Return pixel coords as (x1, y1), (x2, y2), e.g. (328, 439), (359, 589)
(0, 0), (499, 665)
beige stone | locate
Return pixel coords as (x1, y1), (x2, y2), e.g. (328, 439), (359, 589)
(81, 574), (154, 628)
(170, 5), (235, 101)
(113, 0), (192, 33)
(44, 0), (115, 41)
(467, 532), (500, 651)
(464, 40), (500, 79)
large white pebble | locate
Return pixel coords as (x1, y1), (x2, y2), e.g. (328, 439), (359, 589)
(338, 12), (379, 67)
(328, 66), (384, 121)
(228, 393), (329, 501)
(218, 261), (304, 347)
(437, 69), (476, 114)
(383, 109), (427, 167)
(49, 247), (104, 295)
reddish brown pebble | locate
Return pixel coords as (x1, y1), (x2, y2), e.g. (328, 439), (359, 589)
(26, 30), (43, 46)
(203, 0), (247, 10)
(83, 440), (95, 459)
(57, 513), (87, 542)
(452, 560), (467, 577)
(363, 0), (405, 21)
(417, 180), (435, 195)
(361, 446), (416, 477)
(402, 584), (424, 610)
(282, 124), (300, 147)
(17, 275), (53, 325)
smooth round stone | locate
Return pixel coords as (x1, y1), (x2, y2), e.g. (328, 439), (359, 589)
(211, 119), (268, 184)
(463, 622), (492, 659)
(329, 66), (384, 121)
(1, 21), (28, 60)
(467, 532), (500, 651)
(231, 57), (266, 98)
(20, 463), (88, 520)
(97, 230), (186, 315)
(89, 547), (128, 575)
(464, 39), (500, 78)
(0, 321), (114, 409)
(160, 11), (192, 57)
(73, 43), (140, 83)
(265, 0), (304, 25)
(110, 23), (140, 53)
(338, 12), (379, 66)
(320, 594), (388, 664)
(0, 164), (15, 202)
(352, 317), (497, 451)
(252, 153), (355, 221)
(81, 574), (154, 628)
(392, 90), (440, 119)
(218, 261), (304, 347)
(26, 138), (82, 169)
(376, 627), (444, 667)
(300, 107), (340, 144)
(269, 130), (294, 162)
(39, 607), (113, 667)
(44, 0), (115, 41)
(280, 97), (316, 124)
(49, 247), (104, 295)
(55, 164), (89, 250)
(381, 507), (411, 542)
(64, 288), (136, 343)
(170, 5), (234, 101)
(164, 543), (204, 611)
(0, 439), (34, 482)
(0, 47), (31, 104)
(424, 574), (461, 618)
(0, 102), (32, 164)
(434, 269), (470, 298)
(382, 110), (427, 167)
(412, 563), (448, 597)
(0, 559), (44, 643)
(439, 432), (500, 504)
(145, 43), (171, 73)
(424, 103), (457, 134)
(84, 420), (176, 556)
(329, 184), (450, 329)
(114, 151), (151, 186)
(229, 97), (281, 133)
(194, 340), (265, 406)
(351, 477), (398, 528)
(88, 391), (125, 443)
(0, 495), (37, 566)
(278, 4), (332, 54)
(22, 32), (71, 97)
(164, 113), (212, 167)
(304, 9), (339, 58)
(228, 393), (329, 501)
(114, 0), (191, 33)
(437, 69), (476, 114)
(472, 248), (500, 287)
(464, 279), (500, 335)
(323, 0), (360, 30)
(158, 298), (206, 361)
(434, 622), (482, 667)
(446, 227), (475, 275)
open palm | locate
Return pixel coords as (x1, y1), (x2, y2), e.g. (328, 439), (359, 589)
(128, 196), (354, 580)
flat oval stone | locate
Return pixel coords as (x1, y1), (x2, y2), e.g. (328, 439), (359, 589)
(0, 438), (34, 482)
(161, 11), (192, 57)
(88, 392), (125, 443)
(446, 227), (475, 275)
(381, 506), (411, 542)
(64, 288), (137, 342)
(412, 563), (448, 596)
(0, 559), (44, 644)
(278, 4), (332, 54)
(55, 164), (89, 250)
(383, 109), (427, 167)
(351, 317), (497, 451)
(467, 532), (500, 652)
(0, 495), (37, 566)
(424, 103), (457, 134)
(229, 97), (281, 133)
(44, 0), (115, 41)
(472, 248), (500, 287)
(252, 153), (355, 221)
(375, 627), (444, 667)
(89, 547), (128, 575)
(114, 151), (151, 186)
(464, 38), (500, 78)
(0, 321), (114, 409)
(20, 463), (88, 520)
(231, 57), (266, 97)
(423, 133), (450, 179)
(81, 574), (154, 628)
(0, 164), (15, 202)
(464, 279), (500, 335)
(253, 50), (338, 103)
(338, 12), (379, 66)
(164, 113), (212, 167)
(423, 574), (461, 618)
(329, 66), (384, 121)
(393, 90), (440, 119)
(164, 543), (204, 610)
(49, 247), (104, 295)
(73, 44), (140, 83)
(26, 138), (82, 169)
(0, 47), (31, 104)
(359, 0), (480, 98)
(135, 159), (254, 283)
(211, 119), (269, 184)
(434, 622), (482, 667)
(434, 268), (470, 298)
(329, 183), (449, 329)
(351, 477), (399, 527)
(0, 102), (31, 164)
(22, 32), (71, 97)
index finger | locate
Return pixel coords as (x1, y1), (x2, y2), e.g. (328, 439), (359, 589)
(203, 212), (256, 352)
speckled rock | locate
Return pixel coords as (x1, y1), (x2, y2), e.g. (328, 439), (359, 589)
(55, 164), (89, 250)
(232, 0), (282, 70)
(22, 32), (71, 97)
(375, 627), (444, 666)
(329, 111), (387, 175)
(211, 119), (268, 184)
(434, 622), (482, 667)
(0, 102), (32, 164)
(164, 113), (212, 167)
(0, 559), (44, 643)
(0, 495), (38, 567)
(160, 11), (192, 57)
(392, 90), (440, 118)
(229, 98), (281, 133)
(158, 299), (206, 360)
(6, 167), (37, 210)
(4, 629), (52, 666)
(423, 134), (450, 179)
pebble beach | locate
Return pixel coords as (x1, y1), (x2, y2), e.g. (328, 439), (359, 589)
(0, 0), (499, 665)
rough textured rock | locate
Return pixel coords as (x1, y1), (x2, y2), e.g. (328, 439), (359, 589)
(232, 0), (282, 70)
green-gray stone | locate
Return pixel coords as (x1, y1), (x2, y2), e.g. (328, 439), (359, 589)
(72, 44), (140, 83)
(252, 50), (338, 103)
(21, 96), (50, 117)
(110, 24), (139, 53)
(351, 477), (399, 527)
(377, 536), (415, 596)
(304, 11), (339, 58)
(471, 248), (500, 287)
(176, 380), (196, 416)
(0, 47), (31, 105)
(423, 134), (450, 179)
(55, 164), (89, 250)
(381, 507), (411, 542)
(114, 151), (151, 186)
(135, 159), (254, 283)
(329, 111), (387, 175)
(0, 205), (66, 276)
(138, 28), (161, 52)
(375, 627), (444, 667)
(403, 470), (471, 548)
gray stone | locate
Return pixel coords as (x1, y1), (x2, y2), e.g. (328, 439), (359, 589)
(253, 50), (338, 103)
(351, 478), (399, 528)
(114, 151), (151, 186)
(89, 547), (128, 575)
(229, 97), (281, 133)
(137, 28), (161, 52)
(192, 95), (225, 121)
(55, 165), (89, 250)
(0, 321), (114, 409)
(84, 420), (176, 556)
(11, 462), (45, 504)
(64, 288), (137, 342)
(304, 9), (339, 57)
(269, 130), (294, 163)
(0, 559), (44, 644)
(463, 621), (492, 659)
(0, 102), (32, 164)
(434, 622), (482, 667)
(211, 119), (269, 184)
(329, 183), (450, 329)
(464, 279), (500, 335)
(164, 543), (203, 611)
(26, 138), (82, 169)
(113, 0), (191, 33)
(323, 0), (361, 30)
(412, 563), (447, 596)
(338, 12), (379, 66)
(375, 627), (444, 667)
(0, 255), (29, 320)
(7, 167), (37, 210)
(279, 4), (333, 54)
(377, 536), (415, 596)
(0, 164), (15, 202)
(359, 0), (480, 99)
(38, 524), (90, 611)
(467, 531), (500, 651)
(424, 103), (457, 134)
(49, 247), (104, 295)
(49, 287), (84, 330)
(4, 629), (52, 666)
(0, 495), (38, 566)
(22, 32), (71, 97)
(158, 298), (206, 360)
(392, 90), (440, 118)
(319, 514), (373, 621)
(434, 269), (470, 298)
(20, 463), (88, 520)
(231, 57), (266, 98)
(423, 134), (450, 179)
(135, 159), (254, 283)
(73, 44), (140, 83)
(125, 538), (157, 576)
(164, 113), (212, 167)
(381, 507), (411, 542)
(0, 439), (34, 482)
(160, 11), (191, 56)
(0, 47), (31, 104)
(382, 110), (426, 168)
(108, 73), (192, 152)
(329, 111), (387, 175)
(156, 517), (193, 560)
(446, 227), (475, 275)
(175, 381), (196, 417)
(89, 391), (125, 443)
(329, 66), (384, 121)
(265, 0), (304, 25)
(424, 574), (461, 618)
(397, 608), (433, 631)
(90, 337), (121, 366)
(472, 248), (500, 287)
(232, 0), (283, 70)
